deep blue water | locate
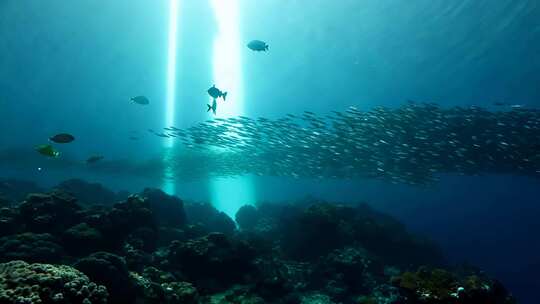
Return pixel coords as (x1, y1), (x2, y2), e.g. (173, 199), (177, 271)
(1, 1), (539, 303)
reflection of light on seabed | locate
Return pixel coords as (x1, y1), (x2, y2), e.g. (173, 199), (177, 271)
(162, 0), (179, 195)
(210, 0), (255, 217)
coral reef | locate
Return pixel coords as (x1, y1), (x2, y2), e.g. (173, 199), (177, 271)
(0, 260), (108, 304)
(0, 180), (516, 304)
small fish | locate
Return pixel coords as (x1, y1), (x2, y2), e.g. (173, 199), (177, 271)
(86, 155), (104, 164)
(130, 96), (150, 105)
(247, 40), (269, 51)
(207, 85), (227, 101)
(207, 98), (217, 115)
(49, 133), (75, 143)
(35, 144), (60, 158)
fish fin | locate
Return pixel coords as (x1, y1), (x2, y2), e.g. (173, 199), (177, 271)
(222, 92), (227, 101)
(213, 108), (216, 115)
(207, 104), (212, 112)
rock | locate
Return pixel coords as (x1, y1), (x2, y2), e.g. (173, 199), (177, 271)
(184, 201), (236, 236)
(17, 191), (81, 234)
(55, 178), (127, 206)
(162, 281), (199, 304)
(0, 207), (20, 237)
(166, 232), (256, 292)
(97, 195), (156, 250)
(235, 205), (260, 231)
(203, 286), (264, 304)
(393, 267), (516, 304)
(280, 203), (352, 261)
(75, 252), (136, 304)
(0, 260), (108, 304)
(0, 179), (44, 202)
(315, 247), (384, 296)
(141, 188), (186, 228)
(0, 233), (64, 263)
(62, 223), (103, 256)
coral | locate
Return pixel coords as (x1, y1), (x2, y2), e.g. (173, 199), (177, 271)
(0, 233), (64, 263)
(140, 188), (186, 228)
(166, 232), (256, 292)
(17, 191), (81, 234)
(75, 252), (136, 304)
(0, 260), (108, 304)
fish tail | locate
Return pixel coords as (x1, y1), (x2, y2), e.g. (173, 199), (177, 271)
(222, 92), (227, 101)
(207, 104), (212, 112)
(265, 45), (269, 51)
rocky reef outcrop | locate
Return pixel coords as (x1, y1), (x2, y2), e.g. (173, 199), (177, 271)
(0, 180), (516, 304)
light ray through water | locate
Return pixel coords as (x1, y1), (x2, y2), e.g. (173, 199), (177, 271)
(162, 0), (180, 195)
(210, 0), (255, 217)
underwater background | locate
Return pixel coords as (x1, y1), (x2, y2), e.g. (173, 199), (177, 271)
(0, 1), (539, 303)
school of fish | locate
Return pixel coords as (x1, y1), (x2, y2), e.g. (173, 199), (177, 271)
(153, 102), (540, 185)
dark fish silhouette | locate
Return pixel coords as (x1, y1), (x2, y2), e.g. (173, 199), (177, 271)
(207, 85), (227, 101)
(50, 133), (75, 143)
(86, 155), (104, 164)
(130, 96), (150, 105)
(247, 40), (269, 51)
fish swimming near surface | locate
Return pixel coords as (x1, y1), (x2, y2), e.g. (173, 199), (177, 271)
(130, 96), (150, 105)
(49, 133), (75, 143)
(247, 40), (269, 51)
(207, 98), (217, 115)
(35, 144), (60, 158)
(86, 155), (104, 164)
(207, 85), (227, 101)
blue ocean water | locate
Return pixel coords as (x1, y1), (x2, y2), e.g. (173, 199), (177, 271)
(1, 1), (539, 303)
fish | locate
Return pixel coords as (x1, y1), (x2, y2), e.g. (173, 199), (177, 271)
(35, 144), (60, 158)
(247, 40), (269, 51)
(130, 96), (150, 105)
(207, 85), (227, 101)
(86, 155), (104, 164)
(207, 98), (217, 115)
(148, 102), (540, 184)
(49, 133), (75, 143)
